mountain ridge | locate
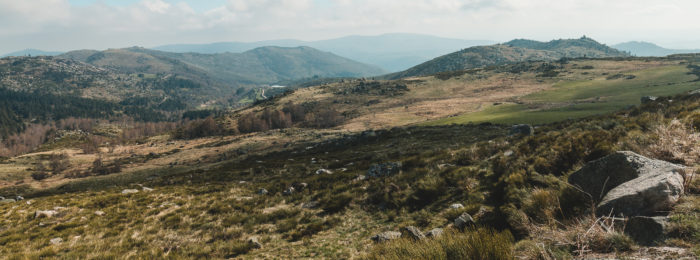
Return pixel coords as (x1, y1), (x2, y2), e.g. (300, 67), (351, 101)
(387, 37), (629, 79)
(613, 41), (700, 57)
(154, 33), (495, 72)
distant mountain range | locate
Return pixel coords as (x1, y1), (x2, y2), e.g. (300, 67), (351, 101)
(612, 41), (700, 57)
(59, 46), (385, 86)
(1, 49), (63, 58)
(154, 33), (494, 72)
(388, 37), (629, 79)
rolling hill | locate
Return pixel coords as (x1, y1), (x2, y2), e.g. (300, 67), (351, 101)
(388, 37), (629, 79)
(60, 46), (385, 85)
(154, 33), (494, 72)
(613, 41), (700, 57)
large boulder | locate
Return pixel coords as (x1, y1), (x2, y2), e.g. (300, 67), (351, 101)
(596, 171), (684, 216)
(367, 162), (402, 178)
(371, 231), (401, 243)
(568, 151), (685, 203)
(625, 216), (668, 246)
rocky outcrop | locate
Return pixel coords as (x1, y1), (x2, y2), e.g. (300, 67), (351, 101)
(371, 231), (402, 243)
(568, 151), (685, 205)
(367, 162), (402, 178)
(625, 216), (668, 246)
(568, 151), (687, 245)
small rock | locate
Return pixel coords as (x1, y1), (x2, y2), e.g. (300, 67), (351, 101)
(258, 188), (269, 195)
(371, 231), (401, 243)
(503, 150), (514, 157)
(292, 182), (308, 191)
(142, 187), (153, 192)
(353, 175), (367, 182)
(301, 201), (320, 209)
(625, 216), (668, 246)
(449, 203), (464, 209)
(424, 228), (444, 238)
(94, 210), (105, 216)
(367, 162), (402, 178)
(283, 187), (295, 196)
(121, 189), (139, 194)
(247, 237), (262, 249)
(454, 212), (475, 230)
(35, 210), (59, 218)
(15, 196), (24, 201)
(401, 226), (426, 241)
(315, 169), (333, 175)
(641, 96), (658, 103)
(509, 124), (534, 136)
(50, 237), (63, 245)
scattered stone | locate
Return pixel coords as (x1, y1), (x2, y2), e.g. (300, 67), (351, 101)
(509, 124), (534, 136)
(474, 206), (497, 225)
(283, 187), (295, 196)
(367, 162), (402, 178)
(292, 182), (308, 191)
(315, 169), (333, 175)
(371, 231), (401, 243)
(353, 175), (367, 182)
(689, 89), (700, 95)
(247, 237), (263, 249)
(401, 226), (426, 241)
(94, 210), (105, 216)
(142, 187), (153, 192)
(641, 96), (658, 103)
(50, 237), (63, 245)
(449, 203), (464, 209)
(121, 189), (139, 194)
(35, 210), (59, 218)
(454, 212), (475, 230)
(258, 188), (269, 195)
(503, 150), (514, 157)
(424, 228), (444, 238)
(15, 196), (24, 201)
(0, 199), (15, 204)
(568, 151), (685, 216)
(301, 201), (320, 209)
(625, 216), (668, 246)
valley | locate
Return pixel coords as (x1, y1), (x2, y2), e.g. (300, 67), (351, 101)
(0, 36), (699, 259)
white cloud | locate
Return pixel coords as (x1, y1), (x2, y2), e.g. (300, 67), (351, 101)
(2, 0), (700, 53)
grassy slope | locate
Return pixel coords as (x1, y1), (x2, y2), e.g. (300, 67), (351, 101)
(426, 65), (699, 125)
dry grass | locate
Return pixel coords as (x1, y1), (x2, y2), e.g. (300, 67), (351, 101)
(647, 119), (700, 166)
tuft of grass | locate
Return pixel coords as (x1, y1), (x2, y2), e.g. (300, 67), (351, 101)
(367, 228), (513, 260)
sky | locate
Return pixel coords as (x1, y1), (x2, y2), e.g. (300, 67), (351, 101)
(2, 0), (700, 54)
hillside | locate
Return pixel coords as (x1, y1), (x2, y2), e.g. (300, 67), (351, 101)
(388, 37), (629, 79)
(154, 33), (494, 72)
(0, 63), (698, 259)
(60, 46), (385, 85)
(614, 41), (700, 57)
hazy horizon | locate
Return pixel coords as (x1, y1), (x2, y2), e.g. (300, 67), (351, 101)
(3, 0), (700, 54)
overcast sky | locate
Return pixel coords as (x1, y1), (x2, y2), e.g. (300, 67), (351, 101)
(2, 0), (700, 54)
